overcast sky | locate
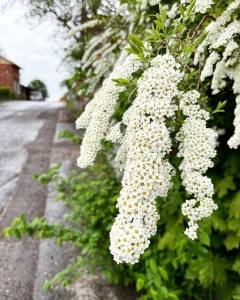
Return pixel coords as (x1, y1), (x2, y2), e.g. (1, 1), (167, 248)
(0, 2), (69, 100)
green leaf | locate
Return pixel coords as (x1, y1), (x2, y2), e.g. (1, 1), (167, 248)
(149, 258), (158, 274)
(233, 258), (240, 274)
(158, 266), (169, 281)
(199, 230), (210, 246)
(212, 100), (227, 114)
(34, 163), (61, 185)
(213, 256), (228, 285)
(224, 233), (240, 250)
(215, 176), (236, 198)
(178, 4), (185, 18)
(112, 78), (131, 87)
(136, 278), (145, 291)
(228, 218), (239, 231)
(229, 193), (240, 219)
(186, 0), (197, 18)
(232, 286), (240, 300)
(211, 212), (227, 232)
(191, 30), (207, 50)
(186, 256), (213, 287)
(127, 34), (144, 58)
(158, 231), (175, 250)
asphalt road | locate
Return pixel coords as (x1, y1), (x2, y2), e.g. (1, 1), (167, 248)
(0, 101), (136, 300)
(0, 101), (63, 213)
(0, 101), (64, 300)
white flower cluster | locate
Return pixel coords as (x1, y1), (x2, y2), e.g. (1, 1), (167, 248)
(110, 54), (183, 264)
(181, 0), (213, 14)
(70, 19), (101, 35)
(223, 40), (239, 62)
(200, 51), (220, 81)
(140, 0), (160, 10)
(76, 54), (142, 168)
(228, 95), (240, 149)
(106, 122), (123, 143)
(211, 60), (227, 94)
(195, 0), (240, 148)
(166, 3), (179, 19)
(177, 91), (218, 239)
(194, 0), (240, 65)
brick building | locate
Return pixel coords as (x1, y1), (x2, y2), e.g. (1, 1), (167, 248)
(0, 56), (32, 99)
(0, 56), (21, 97)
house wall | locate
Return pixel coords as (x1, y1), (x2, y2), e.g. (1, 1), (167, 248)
(0, 64), (20, 95)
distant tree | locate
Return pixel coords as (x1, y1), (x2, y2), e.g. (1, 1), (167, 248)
(21, 0), (106, 30)
(28, 79), (49, 99)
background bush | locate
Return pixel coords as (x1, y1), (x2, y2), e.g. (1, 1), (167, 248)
(0, 85), (13, 100)
(5, 129), (240, 300)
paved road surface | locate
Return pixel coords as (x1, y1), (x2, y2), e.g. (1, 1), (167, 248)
(0, 101), (62, 213)
(0, 101), (75, 300)
(0, 101), (136, 300)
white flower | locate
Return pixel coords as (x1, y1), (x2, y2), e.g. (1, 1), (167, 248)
(178, 91), (218, 239)
(223, 40), (238, 61)
(200, 51), (220, 81)
(195, 0), (213, 14)
(194, 1), (240, 65)
(228, 95), (240, 149)
(212, 21), (240, 49)
(196, 1), (240, 149)
(166, 3), (179, 19)
(211, 59), (227, 95)
(106, 122), (123, 143)
(76, 54), (142, 168)
(181, 0), (213, 14)
(110, 54), (183, 264)
(70, 20), (101, 36)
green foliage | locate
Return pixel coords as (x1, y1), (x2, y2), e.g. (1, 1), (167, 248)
(5, 141), (240, 299)
(127, 34), (145, 60)
(57, 130), (82, 145)
(34, 163), (61, 185)
(28, 79), (49, 99)
(0, 85), (13, 100)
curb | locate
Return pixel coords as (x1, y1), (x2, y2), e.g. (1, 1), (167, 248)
(33, 110), (78, 300)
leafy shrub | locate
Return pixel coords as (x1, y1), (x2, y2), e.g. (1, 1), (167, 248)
(0, 86), (13, 100)
(4, 139), (240, 300)
(4, 1), (240, 300)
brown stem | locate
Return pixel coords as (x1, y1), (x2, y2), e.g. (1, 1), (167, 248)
(191, 15), (215, 40)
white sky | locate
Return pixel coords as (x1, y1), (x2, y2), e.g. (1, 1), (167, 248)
(0, 2), (69, 100)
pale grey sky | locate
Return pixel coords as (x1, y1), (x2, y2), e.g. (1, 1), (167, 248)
(0, 2), (69, 100)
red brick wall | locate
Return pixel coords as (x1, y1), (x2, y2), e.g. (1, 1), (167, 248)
(0, 64), (20, 94)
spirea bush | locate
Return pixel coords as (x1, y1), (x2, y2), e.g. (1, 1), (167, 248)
(4, 1), (240, 299)
(75, 0), (240, 264)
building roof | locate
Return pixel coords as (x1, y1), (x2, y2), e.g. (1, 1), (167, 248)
(0, 55), (20, 69)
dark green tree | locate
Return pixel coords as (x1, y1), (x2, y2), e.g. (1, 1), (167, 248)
(28, 79), (49, 99)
